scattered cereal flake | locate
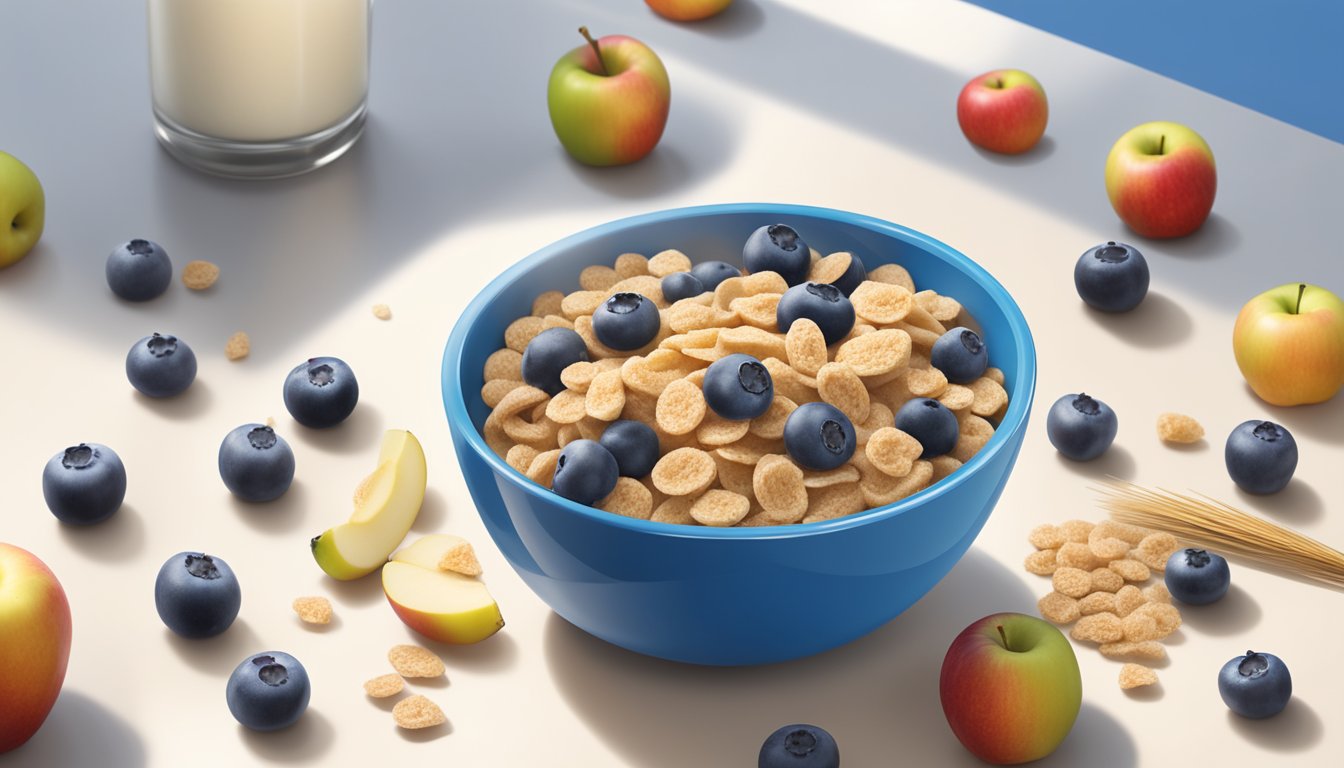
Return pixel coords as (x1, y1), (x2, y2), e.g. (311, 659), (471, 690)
(1028, 523), (1066, 550)
(372, 303), (392, 321)
(1142, 582), (1172, 604)
(388, 645), (445, 678)
(182, 260), (220, 290)
(265, 416), (276, 428)
(225, 331), (250, 361)
(1109, 558), (1151, 583)
(1114, 585), (1147, 617)
(1157, 412), (1205, 444)
(393, 695), (447, 729)
(597, 477), (654, 520)
(1056, 542), (1101, 570)
(1024, 548), (1059, 576)
(292, 596), (332, 625)
(1071, 612), (1123, 643)
(1118, 663), (1159, 690)
(1078, 591), (1117, 616)
(1099, 641), (1166, 662)
(364, 673), (404, 699)
(651, 447), (717, 496)
(1121, 612), (1161, 642)
(438, 541), (483, 577)
(1089, 534), (1132, 561)
(1037, 591), (1080, 624)
(690, 489), (751, 527)
(1135, 532), (1180, 572)
(1052, 566), (1092, 598)
(1093, 520), (1152, 546)
(1060, 520), (1095, 543)
(1089, 567), (1124, 593)
(1133, 602), (1182, 638)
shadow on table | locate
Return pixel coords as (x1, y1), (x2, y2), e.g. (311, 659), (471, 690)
(1226, 698), (1324, 753)
(1, 690), (147, 768)
(543, 546), (1138, 766)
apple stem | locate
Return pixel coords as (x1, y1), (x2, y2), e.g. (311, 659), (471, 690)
(1157, 134), (1165, 155)
(1295, 283), (1306, 314)
(578, 26), (608, 77)
(997, 624), (1009, 650)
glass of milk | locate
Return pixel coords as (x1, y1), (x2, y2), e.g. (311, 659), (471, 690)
(147, 0), (371, 179)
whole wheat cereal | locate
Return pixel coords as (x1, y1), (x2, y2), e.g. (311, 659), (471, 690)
(560, 290), (607, 320)
(650, 496), (696, 525)
(598, 477), (655, 520)
(808, 252), (854, 285)
(505, 445), (538, 474)
(438, 540), (483, 577)
(1114, 585), (1146, 617)
(1133, 602), (1182, 637)
(865, 427), (921, 478)
(1109, 558), (1151, 583)
(967, 377), (1008, 417)
(1057, 542), (1103, 570)
(801, 464), (861, 489)
(585, 368), (626, 421)
(1060, 520), (1095, 543)
(690, 489), (751, 527)
(802, 482), (866, 522)
(182, 260), (220, 290)
(655, 379), (707, 435)
(648, 249), (693, 277)
(1142, 582), (1172, 604)
(715, 326), (787, 362)
(1121, 612), (1161, 642)
(750, 395), (798, 439)
(1093, 519), (1152, 546)
(858, 458), (933, 507)
(1156, 412), (1205, 444)
(834, 330), (911, 377)
(929, 455), (963, 481)
(1090, 535), (1132, 561)
(1099, 641), (1167, 662)
(1078, 591), (1117, 616)
(393, 695), (447, 729)
(1037, 591), (1081, 624)
(364, 673), (404, 699)
(850, 282), (914, 324)
(388, 645), (444, 678)
(730, 294), (783, 329)
(292, 596), (332, 625)
(783, 318), (828, 377)
(1024, 548), (1059, 576)
(1029, 523), (1067, 550)
(224, 331), (250, 361)
(651, 448), (717, 496)
(525, 449), (561, 486)
(1071, 612), (1124, 644)
(696, 414), (752, 446)
(482, 379), (525, 409)
(613, 253), (649, 278)
(866, 263), (916, 292)
(504, 316), (546, 353)
(950, 415), (995, 462)
(485, 348), (524, 382)
(580, 264), (621, 292)
(1118, 664), (1159, 690)
(532, 290), (566, 317)
(904, 367), (949, 398)
(938, 384), (975, 412)
(1135, 532), (1181, 571)
(753, 455), (808, 524)
(1052, 567), (1093, 598)
(816, 363), (870, 423)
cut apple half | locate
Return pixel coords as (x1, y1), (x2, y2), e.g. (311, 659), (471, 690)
(311, 430), (426, 581)
(382, 562), (504, 645)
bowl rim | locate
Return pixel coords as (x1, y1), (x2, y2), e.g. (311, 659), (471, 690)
(442, 203), (1036, 540)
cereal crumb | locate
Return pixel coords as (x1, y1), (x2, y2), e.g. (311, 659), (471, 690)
(1114, 585), (1146, 617)
(1078, 591), (1117, 616)
(438, 541), (483, 577)
(363, 673), (404, 698)
(393, 695), (447, 729)
(1059, 520), (1094, 543)
(1142, 582), (1172, 605)
(1157, 412), (1204, 444)
(1071, 612), (1123, 644)
(1024, 548), (1058, 576)
(224, 331), (250, 361)
(1028, 523), (1066, 550)
(265, 416), (276, 428)
(372, 303), (393, 320)
(1100, 640), (1166, 661)
(1052, 566), (1092, 598)
(1089, 567), (1124, 593)
(1119, 663), (1159, 690)
(388, 645), (445, 678)
(292, 596), (332, 625)
(1109, 558), (1151, 583)
(1037, 591), (1080, 624)
(181, 260), (220, 290)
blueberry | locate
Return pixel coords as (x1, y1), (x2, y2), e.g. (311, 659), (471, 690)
(1219, 651), (1292, 719)
(41, 443), (127, 525)
(592, 292), (661, 351)
(126, 332), (197, 398)
(1074, 241), (1149, 313)
(551, 439), (619, 505)
(690, 260), (741, 293)
(106, 238), (172, 302)
(1164, 548), (1230, 605)
(1045, 393), (1118, 461)
(660, 272), (706, 303)
(218, 424), (295, 502)
(783, 402), (856, 471)
(226, 651), (311, 731)
(743, 224), (811, 286)
(930, 327), (988, 384)
(521, 327), (589, 396)
(758, 723), (840, 768)
(894, 398), (960, 458)
(1225, 420), (1297, 494)
(599, 420), (661, 479)
(824, 252), (867, 297)
(703, 353), (774, 420)
(154, 552), (241, 639)
(283, 356), (359, 429)
(776, 282), (855, 346)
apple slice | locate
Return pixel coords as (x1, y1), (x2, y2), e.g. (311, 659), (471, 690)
(383, 536), (504, 644)
(394, 533), (483, 577)
(310, 430), (426, 580)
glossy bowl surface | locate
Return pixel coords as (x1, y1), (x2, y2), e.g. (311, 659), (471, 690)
(443, 204), (1036, 665)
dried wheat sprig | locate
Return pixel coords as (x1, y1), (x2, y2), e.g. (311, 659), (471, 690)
(1096, 479), (1344, 589)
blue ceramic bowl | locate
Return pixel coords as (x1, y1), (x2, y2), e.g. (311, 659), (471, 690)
(443, 204), (1036, 666)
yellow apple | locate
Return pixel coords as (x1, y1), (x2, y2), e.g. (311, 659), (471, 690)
(383, 535), (504, 644)
(0, 151), (45, 269)
(310, 430), (426, 580)
(1233, 283), (1344, 406)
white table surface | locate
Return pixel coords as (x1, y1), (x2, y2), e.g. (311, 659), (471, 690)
(2, 1), (1341, 765)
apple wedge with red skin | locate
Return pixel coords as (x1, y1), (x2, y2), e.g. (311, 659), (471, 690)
(547, 28), (670, 166)
(383, 535), (504, 645)
(940, 612), (1081, 765)
(1234, 282), (1344, 406)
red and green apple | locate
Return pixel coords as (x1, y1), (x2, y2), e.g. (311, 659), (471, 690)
(940, 612), (1081, 765)
(1233, 283), (1344, 406)
(547, 28), (671, 166)
(956, 70), (1048, 155)
(646, 0), (733, 22)
(0, 150), (45, 269)
(1105, 121), (1216, 238)
(0, 543), (72, 753)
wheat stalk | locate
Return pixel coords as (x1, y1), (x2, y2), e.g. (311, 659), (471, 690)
(1096, 479), (1344, 590)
